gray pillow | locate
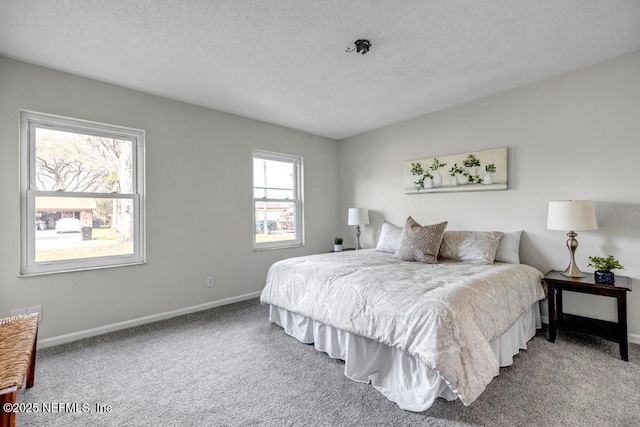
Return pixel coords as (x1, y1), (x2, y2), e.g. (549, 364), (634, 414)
(393, 217), (448, 263)
(439, 231), (504, 265)
(375, 220), (403, 253)
(494, 230), (522, 264)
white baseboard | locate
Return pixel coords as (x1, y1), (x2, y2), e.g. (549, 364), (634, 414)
(39, 297), (640, 349)
(540, 315), (640, 344)
(38, 291), (262, 349)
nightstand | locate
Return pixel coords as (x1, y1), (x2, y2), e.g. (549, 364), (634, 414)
(544, 271), (632, 361)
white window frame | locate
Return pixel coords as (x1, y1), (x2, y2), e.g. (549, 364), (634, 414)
(252, 149), (303, 250)
(19, 111), (146, 275)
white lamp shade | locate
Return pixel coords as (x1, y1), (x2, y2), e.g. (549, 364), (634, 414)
(547, 200), (598, 231)
(348, 208), (370, 226)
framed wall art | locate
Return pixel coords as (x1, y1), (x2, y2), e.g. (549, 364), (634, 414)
(404, 147), (507, 194)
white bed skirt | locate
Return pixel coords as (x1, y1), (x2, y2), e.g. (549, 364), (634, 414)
(268, 303), (541, 412)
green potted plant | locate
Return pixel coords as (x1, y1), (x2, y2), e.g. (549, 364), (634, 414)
(410, 162), (433, 190)
(429, 158), (447, 187)
(462, 153), (481, 177)
(448, 163), (464, 186)
(483, 163), (496, 185)
(334, 236), (344, 252)
(587, 255), (624, 284)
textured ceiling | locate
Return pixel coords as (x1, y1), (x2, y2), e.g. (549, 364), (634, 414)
(1, 1), (640, 139)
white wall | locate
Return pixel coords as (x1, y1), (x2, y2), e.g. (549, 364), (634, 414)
(338, 51), (640, 337)
(2, 50), (639, 342)
(0, 56), (340, 339)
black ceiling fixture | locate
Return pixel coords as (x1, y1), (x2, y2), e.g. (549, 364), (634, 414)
(346, 39), (371, 55)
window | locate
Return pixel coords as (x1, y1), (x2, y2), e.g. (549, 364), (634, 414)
(20, 111), (145, 275)
(253, 150), (303, 250)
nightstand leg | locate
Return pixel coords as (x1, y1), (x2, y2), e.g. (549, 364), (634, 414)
(556, 289), (564, 326)
(547, 282), (556, 343)
(617, 292), (628, 361)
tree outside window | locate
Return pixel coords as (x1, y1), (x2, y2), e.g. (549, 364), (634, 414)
(20, 111), (145, 275)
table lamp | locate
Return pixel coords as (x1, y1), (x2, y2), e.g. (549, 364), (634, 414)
(547, 200), (598, 277)
(348, 208), (369, 250)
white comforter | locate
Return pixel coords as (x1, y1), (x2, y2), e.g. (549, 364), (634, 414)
(260, 250), (545, 405)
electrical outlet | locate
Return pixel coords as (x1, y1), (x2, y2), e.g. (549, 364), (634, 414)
(206, 275), (215, 288)
(27, 305), (43, 322)
(10, 308), (26, 316)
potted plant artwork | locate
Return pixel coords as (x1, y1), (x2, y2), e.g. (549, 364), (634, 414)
(403, 147), (507, 194)
(467, 173), (482, 184)
(449, 163), (466, 185)
(429, 158), (447, 187)
(484, 163), (496, 185)
(334, 237), (344, 252)
(410, 162), (434, 190)
(587, 255), (624, 284)
(462, 154), (481, 177)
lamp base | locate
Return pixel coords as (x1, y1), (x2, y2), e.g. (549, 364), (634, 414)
(561, 265), (587, 278)
(354, 225), (362, 250)
(561, 231), (586, 278)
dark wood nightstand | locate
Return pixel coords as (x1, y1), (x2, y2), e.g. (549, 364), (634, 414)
(544, 270), (632, 361)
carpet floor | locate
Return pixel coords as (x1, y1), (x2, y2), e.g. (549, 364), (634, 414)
(15, 298), (640, 426)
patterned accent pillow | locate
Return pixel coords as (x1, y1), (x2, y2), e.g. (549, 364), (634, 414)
(439, 231), (504, 265)
(393, 217), (448, 263)
(375, 220), (403, 253)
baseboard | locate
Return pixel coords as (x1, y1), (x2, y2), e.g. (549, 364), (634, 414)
(38, 291), (262, 349)
(540, 315), (640, 344)
(39, 297), (640, 349)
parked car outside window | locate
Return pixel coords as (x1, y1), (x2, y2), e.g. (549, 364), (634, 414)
(255, 220), (277, 234)
(55, 218), (83, 233)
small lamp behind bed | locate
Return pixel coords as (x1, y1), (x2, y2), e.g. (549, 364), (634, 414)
(348, 208), (370, 250)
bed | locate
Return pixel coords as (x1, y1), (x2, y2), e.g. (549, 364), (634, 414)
(260, 220), (546, 411)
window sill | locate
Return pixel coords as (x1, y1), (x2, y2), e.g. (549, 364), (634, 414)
(19, 260), (146, 277)
(253, 243), (304, 252)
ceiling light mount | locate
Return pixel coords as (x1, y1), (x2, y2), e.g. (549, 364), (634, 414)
(346, 39), (371, 55)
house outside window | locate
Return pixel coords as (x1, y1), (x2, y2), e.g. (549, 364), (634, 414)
(20, 111), (145, 275)
(253, 150), (303, 250)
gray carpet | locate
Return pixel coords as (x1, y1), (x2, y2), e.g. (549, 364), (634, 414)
(16, 299), (640, 426)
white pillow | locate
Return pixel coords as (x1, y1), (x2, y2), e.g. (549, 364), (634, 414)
(439, 231), (503, 265)
(375, 220), (403, 253)
(494, 230), (523, 264)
